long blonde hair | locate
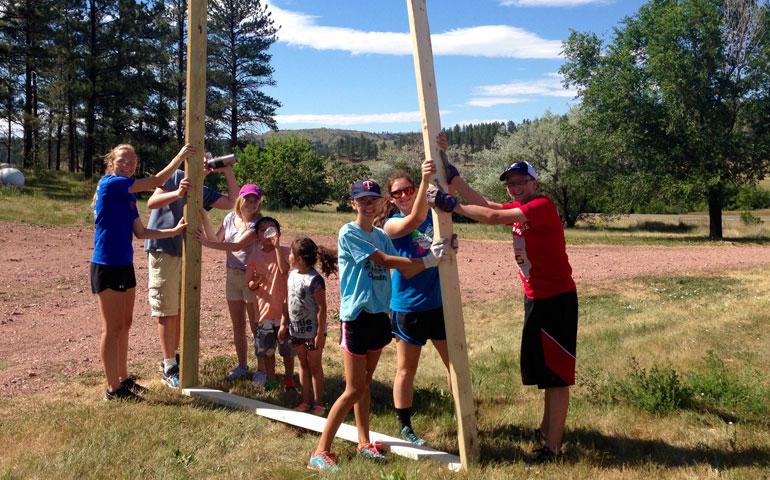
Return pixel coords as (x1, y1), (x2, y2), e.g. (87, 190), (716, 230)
(92, 144), (136, 206)
(234, 195), (264, 221)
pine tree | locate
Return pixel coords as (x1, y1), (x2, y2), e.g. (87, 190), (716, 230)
(208, 0), (280, 150)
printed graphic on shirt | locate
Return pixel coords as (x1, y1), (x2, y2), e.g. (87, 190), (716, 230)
(410, 224), (433, 256)
(365, 260), (388, 281)
(512, 223), (532, 280)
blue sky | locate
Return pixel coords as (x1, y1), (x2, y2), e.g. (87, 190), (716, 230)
(264, 0), (646, 133)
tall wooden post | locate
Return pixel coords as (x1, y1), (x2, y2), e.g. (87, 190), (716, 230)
(179, 0), (207, 389)
(406, 0), (479, 468)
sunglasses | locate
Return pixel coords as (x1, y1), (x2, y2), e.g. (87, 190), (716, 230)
(389, 186), (415, 199)
(505, 179), (532, 188)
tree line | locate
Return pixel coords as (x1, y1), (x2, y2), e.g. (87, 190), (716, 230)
(0, 0), (279, 177)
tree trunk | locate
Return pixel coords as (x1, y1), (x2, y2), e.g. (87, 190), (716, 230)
(67, 99), (76, 172)
(82, 0), (98, 179)
(708, 184), (723, 240)
(176, 0), (185, 144)
(23, 28), (33, 169)
(55, 120), (62, 170)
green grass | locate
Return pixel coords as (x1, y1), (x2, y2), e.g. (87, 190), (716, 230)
(3, 168), (770, 244)
(3, 268), (770, 478)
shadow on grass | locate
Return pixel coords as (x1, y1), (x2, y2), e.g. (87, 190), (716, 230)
(567, 427), (770, 469)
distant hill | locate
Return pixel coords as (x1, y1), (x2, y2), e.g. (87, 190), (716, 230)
(244, 128), (417, 146)
(242, 128), (422, 162)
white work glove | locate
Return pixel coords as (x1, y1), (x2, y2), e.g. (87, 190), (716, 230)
(422, 237), (451, 268)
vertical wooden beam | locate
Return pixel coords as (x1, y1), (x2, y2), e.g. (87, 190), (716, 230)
(406, 0), (479, 468)
(180, 0), (207, 389)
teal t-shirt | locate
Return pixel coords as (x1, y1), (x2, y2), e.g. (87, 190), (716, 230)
(338, 222), (398, 322)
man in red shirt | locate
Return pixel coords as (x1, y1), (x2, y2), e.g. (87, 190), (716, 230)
(430, 160), (577, 464)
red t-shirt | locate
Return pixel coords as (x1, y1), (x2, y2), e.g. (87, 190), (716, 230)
(502, 196), (576, 299)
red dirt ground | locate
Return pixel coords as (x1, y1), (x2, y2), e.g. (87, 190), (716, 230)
(2, 221), (769, 398)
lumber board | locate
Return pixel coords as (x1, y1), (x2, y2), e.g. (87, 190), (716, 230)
(179, 0), (207, 389)
(406, 0), (479, 468)
(183, 387), (462, 471)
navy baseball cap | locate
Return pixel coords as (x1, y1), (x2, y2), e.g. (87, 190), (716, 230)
(499, 161), (538, 181)
(351, 179), (382, 199)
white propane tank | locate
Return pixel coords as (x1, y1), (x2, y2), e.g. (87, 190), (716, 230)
(0, 167), (25, 188)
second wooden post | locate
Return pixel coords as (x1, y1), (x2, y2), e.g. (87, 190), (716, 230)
(406, 0), (479, 468)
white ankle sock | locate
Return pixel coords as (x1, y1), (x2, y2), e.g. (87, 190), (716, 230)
(163, 358), (177, 371)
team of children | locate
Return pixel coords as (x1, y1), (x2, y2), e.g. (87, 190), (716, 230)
(91, 134), (575, 472)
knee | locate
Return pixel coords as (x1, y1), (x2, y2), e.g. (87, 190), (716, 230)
(396, 365), (418, 382)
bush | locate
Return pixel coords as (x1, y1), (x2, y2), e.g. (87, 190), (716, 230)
(326, 160), (372, 212)
(617, 358), (693, 413)
(688, 350), (769, 420)
(740, 210), (763, 225)
(231, 135), (329, 209)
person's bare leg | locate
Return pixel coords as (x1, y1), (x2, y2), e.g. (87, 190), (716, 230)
(296, 346), (312, 405)
(393, 339), (421, 409)
(97, 289), (128, 392)
(116, 287), (135, 380)
(307, 348), (325, 405)
(227, 300), (248, 367)
(431, 339), (452, 392)
(353, 350), (382, 445)
(282, 354), (295, 383)
(315, 351), (368, 453)
(265, 355), (276, 380)
(543, 387), (569, 452)
(158, 313), (180, 361)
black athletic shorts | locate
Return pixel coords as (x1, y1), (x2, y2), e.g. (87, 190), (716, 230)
(391, 307), (446, 346)
(520, 290), (578, 389)
(339, 311), (391, 357)
(90, 262), (137, 294)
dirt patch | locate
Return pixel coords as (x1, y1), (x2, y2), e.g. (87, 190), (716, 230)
(2, 222), (769, 398)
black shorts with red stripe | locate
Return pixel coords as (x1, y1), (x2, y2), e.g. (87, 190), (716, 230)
(520, 290), (577, 389)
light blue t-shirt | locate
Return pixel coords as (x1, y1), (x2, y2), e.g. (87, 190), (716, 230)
(338, 222), (398, 322)
(386, 214), (442, 312)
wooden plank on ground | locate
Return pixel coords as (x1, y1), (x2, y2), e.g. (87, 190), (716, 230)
(406, 0), (479, 469)
(179, 0), (208, 389)
(183, 387), (462, 471)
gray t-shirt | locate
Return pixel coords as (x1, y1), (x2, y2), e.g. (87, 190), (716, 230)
(144, 170), (223, 257)
(287, 268), (326, 339)
(223, 211), (257, 270)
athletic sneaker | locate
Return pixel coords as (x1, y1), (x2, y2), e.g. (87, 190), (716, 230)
(225, 365), (250, 380)
(162, 364), (180, 388)
(312, 405), (327, 417)
(104, 385), (143, 402)
(307, 450), (340, 472)
(120, 377), (148, 394)
(265, 379), (277, 391)
(526, 446), (563, 466)
(356, 443), (386, 462)
(251, 370), (267, 387)
(294, 403), (311, 412)
(399, 426), (426, 446)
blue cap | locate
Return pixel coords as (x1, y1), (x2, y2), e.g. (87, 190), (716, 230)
(499, 161), (538, 181)
(351, 179), (382, 199)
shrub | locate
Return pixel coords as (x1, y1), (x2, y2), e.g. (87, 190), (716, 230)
(231, 135), (329, 209)
(617, 358), (693, 413)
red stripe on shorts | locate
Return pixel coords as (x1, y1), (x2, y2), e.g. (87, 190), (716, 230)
(541, 329), (575, 385)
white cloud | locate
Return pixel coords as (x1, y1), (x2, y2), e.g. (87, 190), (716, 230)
(500, 0), (611, 6)
(267, 2), (562, 59)
(276, 110), (453, 127)
(467, 97), (533, 107)
(468, 73), (576, 107)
